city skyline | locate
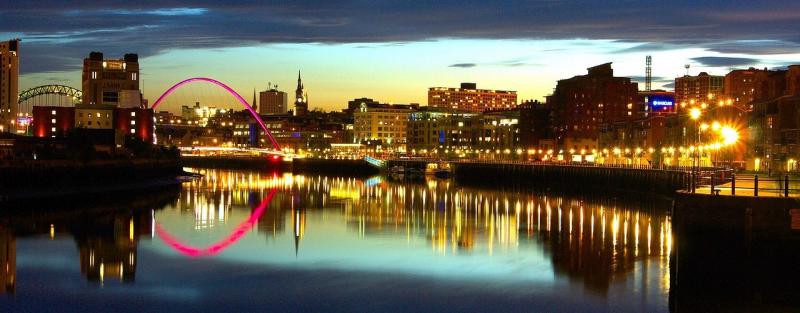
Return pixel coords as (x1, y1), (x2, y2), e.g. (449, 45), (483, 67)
(4, 2), (800, 112)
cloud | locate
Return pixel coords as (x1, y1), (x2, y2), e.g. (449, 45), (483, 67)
(3, 1), (800, 74)
(691, 56), (761, 67)
(449, 63), (477, 68)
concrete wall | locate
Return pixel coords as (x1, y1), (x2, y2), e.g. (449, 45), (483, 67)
(452, 162), (689, 194)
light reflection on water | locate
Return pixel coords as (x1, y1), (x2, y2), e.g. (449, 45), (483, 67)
(0, 168), (674, 311)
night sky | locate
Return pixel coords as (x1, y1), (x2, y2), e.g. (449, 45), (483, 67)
(3, 1), (800, 112)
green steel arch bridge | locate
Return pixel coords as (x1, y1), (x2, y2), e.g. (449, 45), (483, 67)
(17, 84), (82, 115)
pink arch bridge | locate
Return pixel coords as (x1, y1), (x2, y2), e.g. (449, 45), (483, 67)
(151, 77), (282, 151)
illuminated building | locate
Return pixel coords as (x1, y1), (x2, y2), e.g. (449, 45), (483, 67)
(407, 108), (478, 151)
(674, 72), (723, 110)
(293, 71), (308, 116)
(0, 39), (19, 133)
(114, 107), (155, 143)
(32, 106), (75, 138)
(75, 103), (113, 130)
(725, 67), (772, 110)
(353, 102), (416, 147)
(547, 63), (640, 151)
(259, 87), (288, 115)
(81, 52), (140, 107)
(597, 91), (673, 159)
(518, 100), (554, 149)
(428, 82), (517, 112)
(346, 97), (380, 116)
(472, 110), (521, 151)
(181, 102), (226, 126)
(750, 65), (800, 171)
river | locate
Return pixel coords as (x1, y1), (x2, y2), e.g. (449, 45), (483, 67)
(0, 167), (677, 312)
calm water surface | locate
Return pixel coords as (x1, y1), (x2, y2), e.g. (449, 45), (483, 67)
(0, 168), (674, 312)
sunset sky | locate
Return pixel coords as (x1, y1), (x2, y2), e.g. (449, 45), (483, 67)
(4, 1), (800, 113)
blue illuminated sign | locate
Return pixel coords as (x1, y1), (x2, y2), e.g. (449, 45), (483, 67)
(647, 94), (675, 111)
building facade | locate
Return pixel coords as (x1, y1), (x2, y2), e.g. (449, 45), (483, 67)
(428, 83), (517, 112)
(518, 100), (554, 149)
(546, 63), (640, 151)
(406, 108), (478, 151)
(0, 39), (19, 133)
(32, 106), (75, 138)
(81, 52), (140, 107)
(259, 88), (288, 115)
(724, 68), (771, 110)
(353, 103), (415, 147)
(675, 72), (724, 109)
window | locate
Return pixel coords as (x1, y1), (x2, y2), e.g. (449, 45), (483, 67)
(51, 127), (56, 132)
(102, 91), (118, 103)
(132, 73), (137, 81)
(130, 129), (136, 134)
(51, 110), (56, 115)
(131, 111), (136, 117)
(91, 71), (97, 79)
(51, 118), (56, 123)
(96, 112), (101, 118)
(131, 120), (136, 125)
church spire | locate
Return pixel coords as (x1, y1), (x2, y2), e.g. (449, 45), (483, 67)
(252, 88), (257, 111)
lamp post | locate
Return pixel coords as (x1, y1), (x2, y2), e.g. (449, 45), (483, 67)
(689, 108), (702, 191)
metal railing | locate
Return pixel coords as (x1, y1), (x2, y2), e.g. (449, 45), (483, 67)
(694, 172), (800, 197)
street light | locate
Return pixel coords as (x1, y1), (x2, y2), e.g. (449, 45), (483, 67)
(688, 107), (702, 191)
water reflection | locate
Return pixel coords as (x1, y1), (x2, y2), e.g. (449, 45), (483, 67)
(0, 188), (179, 292)
(160, 169), (673, 294)
(0, 168), (674, 310)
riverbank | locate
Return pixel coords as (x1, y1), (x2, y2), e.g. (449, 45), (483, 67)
(452, 161), (689, 195)
(0, 158), (183, 203)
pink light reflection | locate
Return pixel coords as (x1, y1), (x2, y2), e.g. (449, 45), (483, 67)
(155, 189), (278, 257)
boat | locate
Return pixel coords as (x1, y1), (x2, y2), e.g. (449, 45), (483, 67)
(425, 162), (452, 179)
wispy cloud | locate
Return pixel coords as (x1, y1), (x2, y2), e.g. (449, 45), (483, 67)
(3, 1), (800, 74)
(449, 63), (477, 68)
(691, 56), (761, 67)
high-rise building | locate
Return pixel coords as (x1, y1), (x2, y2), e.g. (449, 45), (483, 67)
(674, 72), (724, 109)
(294, 71), (308, 116)
(259, 88), (288, 115)
(546, 63), (640, 150)
(518, 100), (554, 149)
(82, 52), (141, 107)
(0, 39), (20, 133)
(428, 83), (517, 112)
(724, 68), (774, 110)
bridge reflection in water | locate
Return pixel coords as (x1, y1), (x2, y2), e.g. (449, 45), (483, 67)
(0, 168), (672, 303)
(158, 168), (673, 295)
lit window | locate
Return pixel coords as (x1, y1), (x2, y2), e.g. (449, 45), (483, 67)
(51, 127), (56, 132)
(96, 112), (101, 118)
(91, 71), (97, 79)
(131, 112), (136, 117)
(51, 118), (56, 123)
(51, 110), (56, 115)
(130, 129), (136, 134)
(131, 120), (136, 125)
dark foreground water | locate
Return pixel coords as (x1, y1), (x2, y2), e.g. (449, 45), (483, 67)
(1, 168), (677, 312)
